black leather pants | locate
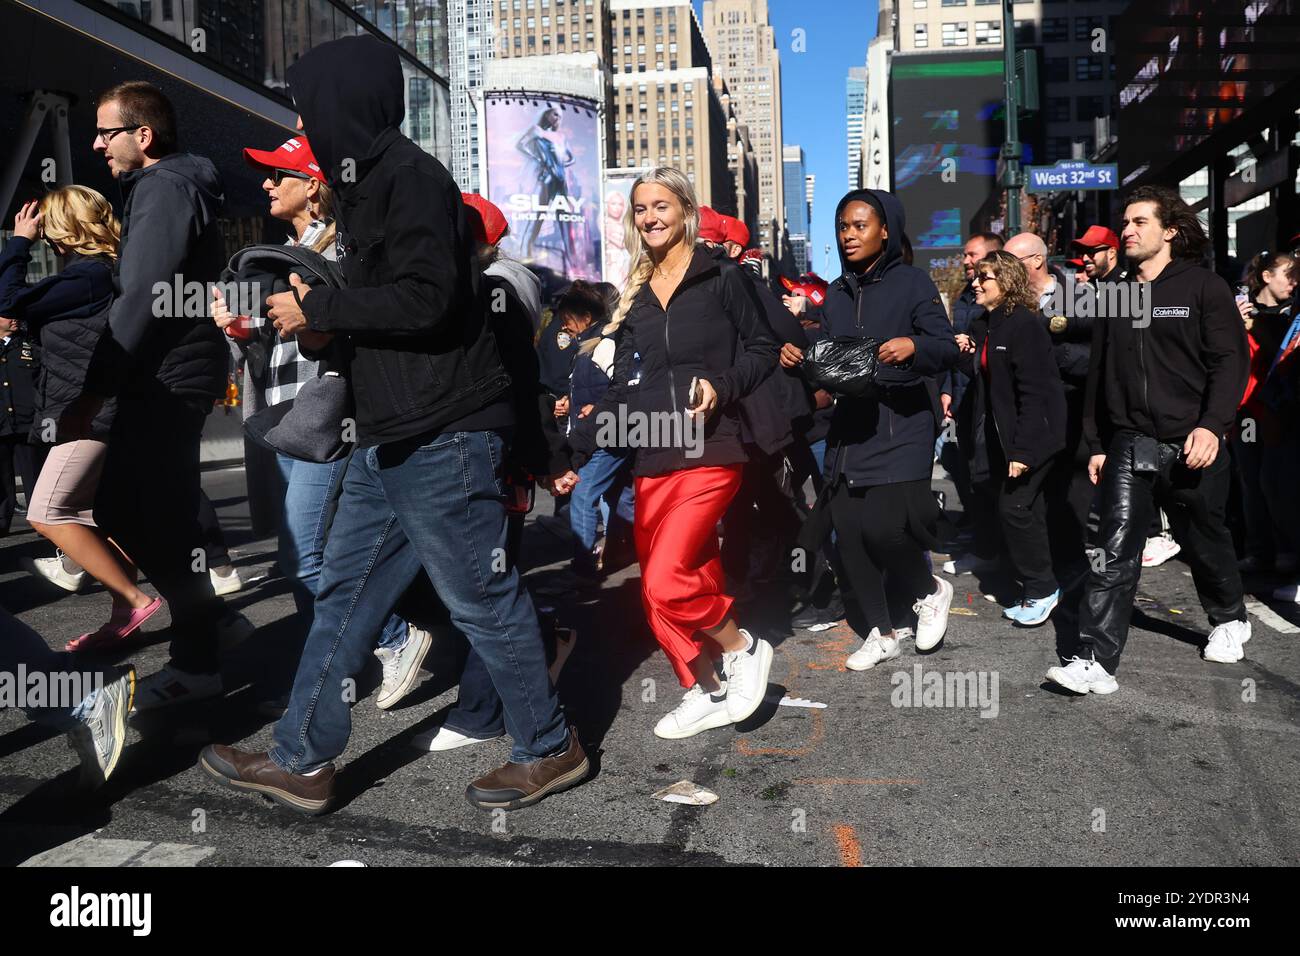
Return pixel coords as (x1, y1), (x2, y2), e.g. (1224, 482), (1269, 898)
(1078, 430), (1246, 673)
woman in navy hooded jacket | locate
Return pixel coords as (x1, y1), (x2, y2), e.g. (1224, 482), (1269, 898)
(782, 189), (959, 670)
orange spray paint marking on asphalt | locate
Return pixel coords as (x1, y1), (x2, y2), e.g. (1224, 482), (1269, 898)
(735, 709), (825, 757)
(833, 824), (862, 867)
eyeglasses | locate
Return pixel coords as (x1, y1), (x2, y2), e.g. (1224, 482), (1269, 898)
(975, 274), (998, 285)
(1016, 252), (1042, 263)
(95, 126), (141, 144)
(271, 169), (311, 186)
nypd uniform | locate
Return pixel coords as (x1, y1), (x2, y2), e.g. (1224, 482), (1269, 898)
(0, 328), (45, 533)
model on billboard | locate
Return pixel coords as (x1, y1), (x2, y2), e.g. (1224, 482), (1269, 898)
(516, 107), (576, 267)
(602, 188), (630, 288)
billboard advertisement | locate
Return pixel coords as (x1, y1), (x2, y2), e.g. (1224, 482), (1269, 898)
(484, 92), (602, 292)
(602, 171), (644, 289)
(890, 54), (1031, 278)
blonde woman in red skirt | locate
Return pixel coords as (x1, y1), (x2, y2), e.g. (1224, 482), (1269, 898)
(568, 167), (780, 738)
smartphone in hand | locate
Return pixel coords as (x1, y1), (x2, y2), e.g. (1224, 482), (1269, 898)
(687, 376), (702, 409)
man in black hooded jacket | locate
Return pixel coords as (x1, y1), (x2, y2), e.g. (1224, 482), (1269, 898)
(198, 36), (587, 815)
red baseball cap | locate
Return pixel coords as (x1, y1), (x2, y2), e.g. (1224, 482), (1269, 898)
(698, 205), (728, 243)
(243, 136), (325, 183)
(462, 193), (509, 246)
(723, 216), (750, 248)
(1066, 257), (1085, 269)
(1070, 225), (1119, 252)
(779, 272), (828, 306)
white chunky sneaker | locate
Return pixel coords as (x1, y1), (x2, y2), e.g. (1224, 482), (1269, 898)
(375, 624), (434, 710)
(721, 629), (774, 723)
(411, 725), (502, 752)
(209, 565), (243, 596)
(913, 575), (953, 651)
(1203, 619), (1251, 664)
(23, 553), (86, 593)
(653, 684), (733, 739)
(132, 665), (223, 712)
(1141, 533), (1181, 568)
(67, 666), (136, 788)
(845, 628), (901, 672)
(1046, 656), (1118, 695)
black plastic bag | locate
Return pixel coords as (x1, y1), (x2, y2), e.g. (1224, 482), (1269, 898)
(799, 336), (880, 398)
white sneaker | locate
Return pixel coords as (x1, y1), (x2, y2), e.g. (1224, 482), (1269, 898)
(1272, 583), (1300, 603)
(132, 664), (223, 712)
(1046, 656), (1118, 695)
(23, 554), (86, 593)
(941, 553), (998, 575)
(653, 684), (733, 739)
(845, 628), (901, 671)
(209, 565), (243, 596)
(411, 725), (502, 752)
(1141, 533), (1181, 568)
(913, 575), (953, 651)
(375, 624), (433, 710)
(1203, 619), (1251, 664)
(67, 666), (136, 788)
(721, 629), (774, 723)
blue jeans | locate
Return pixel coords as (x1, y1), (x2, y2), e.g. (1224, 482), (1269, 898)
(275, 453), (407, 650)
(269, 430), (568, 770)
(0, 609), (106, 731)
(569, 449), (634, 567)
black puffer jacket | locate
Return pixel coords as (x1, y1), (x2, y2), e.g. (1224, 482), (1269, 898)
(570, 245), (778, 477)
(94, 153), (229, 402)
(0, 237), (117, 440)
(289, 36), (510, 446)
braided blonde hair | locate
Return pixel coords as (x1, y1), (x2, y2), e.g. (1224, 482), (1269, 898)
(585, 167), (699, 352)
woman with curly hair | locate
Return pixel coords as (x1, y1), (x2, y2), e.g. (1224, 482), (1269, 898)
(953, 250), (1068, 626)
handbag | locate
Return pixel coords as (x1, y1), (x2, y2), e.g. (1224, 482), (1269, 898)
(226, 244), (355, 463)
(798, 336), (881, 398)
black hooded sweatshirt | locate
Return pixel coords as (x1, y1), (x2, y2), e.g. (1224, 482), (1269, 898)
(1083, 256), (1249, 454)
(288, 36), (511, 446)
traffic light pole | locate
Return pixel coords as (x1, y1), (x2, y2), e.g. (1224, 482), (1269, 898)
(1002, 0), (1022, 234)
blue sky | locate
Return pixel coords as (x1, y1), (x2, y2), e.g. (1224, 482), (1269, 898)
(694, 1), (876, 275)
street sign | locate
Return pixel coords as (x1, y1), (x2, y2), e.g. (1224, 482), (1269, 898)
(1025, 160), (1119, 192)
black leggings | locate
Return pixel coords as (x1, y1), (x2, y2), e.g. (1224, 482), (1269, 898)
(829, 478), (936, 634)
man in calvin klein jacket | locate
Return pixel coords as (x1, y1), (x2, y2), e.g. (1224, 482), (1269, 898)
(1047, 186), (1251, 696)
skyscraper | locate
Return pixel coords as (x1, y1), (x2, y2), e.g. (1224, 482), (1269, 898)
(449, 0), (495, 192)
(782, 144), (809, 274)
(847, 65), (866, 188)
(700, 0), (784, 256)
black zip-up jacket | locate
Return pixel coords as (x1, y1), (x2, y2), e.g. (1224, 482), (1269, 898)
(954, 304), (1066, 482)
(570, 245), (778, 477)
(0, 237), (118, 441)
(818, 189), (959, 487)
(1083, 257), (1249, 454)
(0, 331), (40, 438)
(93, 152), (229, 402)
(289, 36), (511, 446)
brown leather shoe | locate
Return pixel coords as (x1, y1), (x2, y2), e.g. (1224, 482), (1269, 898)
(199, 744), (336, 815)
(465, 725), (589, 811)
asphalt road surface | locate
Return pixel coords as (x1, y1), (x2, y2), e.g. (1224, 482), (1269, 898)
(2, 464), (1298, 867)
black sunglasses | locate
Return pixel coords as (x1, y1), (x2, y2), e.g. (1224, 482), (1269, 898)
(95, 125), (141, 143)
(271, 168), (311, 186)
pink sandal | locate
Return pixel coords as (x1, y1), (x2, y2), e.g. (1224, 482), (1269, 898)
(66, 597), (163, 652)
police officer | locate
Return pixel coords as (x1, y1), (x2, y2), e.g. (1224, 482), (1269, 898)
(0, 316), (44, 535)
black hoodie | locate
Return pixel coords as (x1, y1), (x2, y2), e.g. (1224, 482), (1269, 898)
(1083, 256), (1249, 453)
(288, 36), (511, 446)
(816, 189), (959, 486)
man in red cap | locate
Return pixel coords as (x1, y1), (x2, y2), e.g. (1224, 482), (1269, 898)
(1070, 225), (1123, 285)
(722, 217), (750, 259)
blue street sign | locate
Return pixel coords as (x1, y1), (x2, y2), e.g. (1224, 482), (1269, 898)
(1025, 160), (1119, 192)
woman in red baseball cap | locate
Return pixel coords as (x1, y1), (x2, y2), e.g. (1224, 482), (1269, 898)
(212, 136), (423, 712)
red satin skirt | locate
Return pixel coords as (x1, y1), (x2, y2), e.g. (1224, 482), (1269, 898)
(633, 464), (744, 688)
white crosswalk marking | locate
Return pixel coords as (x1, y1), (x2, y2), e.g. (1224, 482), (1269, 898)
(1245, 599), (1300, 635)
(19, 833), (214, 867)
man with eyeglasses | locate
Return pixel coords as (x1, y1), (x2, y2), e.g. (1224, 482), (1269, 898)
(83, 80), (251, 709)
